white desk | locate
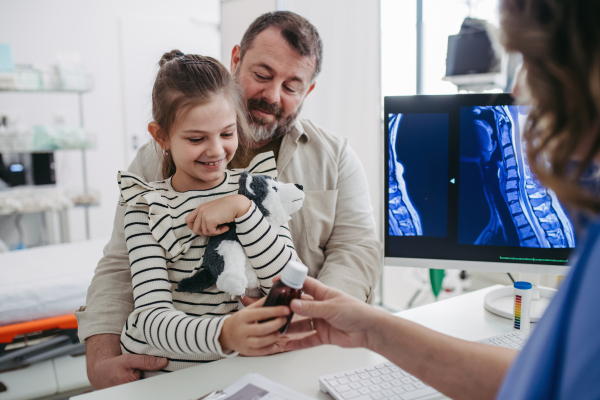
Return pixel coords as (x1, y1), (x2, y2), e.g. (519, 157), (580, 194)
(74, 285), (516, 400)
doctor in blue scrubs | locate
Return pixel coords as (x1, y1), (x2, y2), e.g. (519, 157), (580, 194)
(285, 0), (600, 399)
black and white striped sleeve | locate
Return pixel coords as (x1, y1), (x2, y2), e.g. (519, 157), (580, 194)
(235, 202), (300, 294)
(123, 205), (235, 357)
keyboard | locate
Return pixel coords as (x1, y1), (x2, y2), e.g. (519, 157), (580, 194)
(476, 331), (529, 350)
(319, 331), (529, 400)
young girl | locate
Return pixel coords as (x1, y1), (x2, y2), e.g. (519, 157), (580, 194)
(117, 50), (300, 376)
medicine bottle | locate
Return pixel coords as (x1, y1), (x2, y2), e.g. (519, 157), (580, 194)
(263, 261), (308, 334)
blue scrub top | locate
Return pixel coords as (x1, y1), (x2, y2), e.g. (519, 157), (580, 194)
(497, 219), (600, 399)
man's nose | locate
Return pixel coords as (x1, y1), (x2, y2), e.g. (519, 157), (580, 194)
(262, 82), (281, 105)
(294, 184), (304, 191)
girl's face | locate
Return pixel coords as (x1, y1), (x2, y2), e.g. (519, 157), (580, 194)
(167, 94), (238, 191)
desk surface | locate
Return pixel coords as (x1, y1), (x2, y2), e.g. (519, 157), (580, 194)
(74, 285), (514, 400)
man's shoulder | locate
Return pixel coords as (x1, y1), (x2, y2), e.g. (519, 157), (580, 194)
(298, 118), (348, 154)
(129, 141), (162, 181)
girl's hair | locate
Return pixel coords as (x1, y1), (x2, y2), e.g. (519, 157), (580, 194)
(500, 0), (600, 214)
(152, 50), (254, 179)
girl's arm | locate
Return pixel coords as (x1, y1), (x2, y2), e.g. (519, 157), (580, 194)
(123, 205), (232, 357)
(235, 201), (300, 296)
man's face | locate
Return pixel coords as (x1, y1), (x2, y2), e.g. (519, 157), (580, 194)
(231, 27), (317, 142)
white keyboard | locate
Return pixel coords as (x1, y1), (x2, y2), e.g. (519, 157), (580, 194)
(319, 331), (529, 400)
(476, 331), (529, 350)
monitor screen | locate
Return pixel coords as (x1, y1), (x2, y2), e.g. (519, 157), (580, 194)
(385, 94), (574, 274)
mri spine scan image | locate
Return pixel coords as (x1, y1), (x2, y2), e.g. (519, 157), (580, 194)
(388, 113), (423, 236)
(458, 106), (575, 248)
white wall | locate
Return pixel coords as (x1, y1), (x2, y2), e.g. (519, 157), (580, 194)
(0, 0), (220, 245)
(221, 0), (383, 238)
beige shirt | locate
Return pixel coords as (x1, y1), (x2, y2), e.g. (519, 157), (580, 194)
(76, 119), (381, 342)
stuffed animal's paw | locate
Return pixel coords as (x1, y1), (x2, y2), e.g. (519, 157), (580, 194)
(216, 270), (248, 297)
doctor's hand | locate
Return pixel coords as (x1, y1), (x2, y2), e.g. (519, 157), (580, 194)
(86, 334), (167, 389)
(285, 277), (387, 351)
(185, 195), (252, 236)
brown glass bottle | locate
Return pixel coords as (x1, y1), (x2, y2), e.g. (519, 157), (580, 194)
(262, 261), (308, 334)
(263, 280), (303, 334)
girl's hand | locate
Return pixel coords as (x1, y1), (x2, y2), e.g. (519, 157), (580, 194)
(219, 297), (291, 356)
(185, 195), (252, 236)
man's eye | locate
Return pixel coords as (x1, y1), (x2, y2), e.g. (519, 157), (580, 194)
(255, 73), (269, 80)
(284, 85), (297, 93)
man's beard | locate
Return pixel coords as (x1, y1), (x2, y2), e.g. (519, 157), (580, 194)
(247, 97), (303, 142)
(233, 68), (302, 142)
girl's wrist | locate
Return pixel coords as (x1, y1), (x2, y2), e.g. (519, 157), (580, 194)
(235, 195), (252, 218)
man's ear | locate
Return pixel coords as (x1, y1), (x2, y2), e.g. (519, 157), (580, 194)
(305, 81), (316, 98)
(230, 45), (242, 74)
(148, 122), (169, 151)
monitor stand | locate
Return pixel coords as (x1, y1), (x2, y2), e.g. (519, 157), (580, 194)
(483, 273), (557, 322)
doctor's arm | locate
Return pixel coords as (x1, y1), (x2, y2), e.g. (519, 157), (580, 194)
(287, 277), (517, 400)
(317, 143), (382, 302)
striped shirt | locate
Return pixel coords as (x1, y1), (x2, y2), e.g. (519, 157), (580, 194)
(117, 152), (299, 376)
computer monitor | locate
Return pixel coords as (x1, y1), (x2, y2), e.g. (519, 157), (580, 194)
(384, 93), (574, 277)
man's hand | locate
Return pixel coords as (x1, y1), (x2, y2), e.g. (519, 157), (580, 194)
(285, 277), (386, 351)
(185, 195), (252, 236)
(86, 334), (167, 390)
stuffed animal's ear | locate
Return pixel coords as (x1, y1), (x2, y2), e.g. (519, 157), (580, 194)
(238, 171), (255, 197)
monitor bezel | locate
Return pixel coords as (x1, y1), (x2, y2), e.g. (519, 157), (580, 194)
(384, 93), (571, 275)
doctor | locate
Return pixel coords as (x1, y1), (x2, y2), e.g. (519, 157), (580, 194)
(77, 11), (381, 389)
(286, 1), (600, 399)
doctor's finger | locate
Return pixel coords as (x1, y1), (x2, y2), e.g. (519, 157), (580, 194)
(300, 276), (333, 300)
(285, 332), (322, 351)
(286, 317), (317, 334)
(247, 332), (283, 349)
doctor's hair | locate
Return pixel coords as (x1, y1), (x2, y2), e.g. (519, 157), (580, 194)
(501, 0), (600, 214)
(240, 11), (323, 81)
(152, 50), (254, 179)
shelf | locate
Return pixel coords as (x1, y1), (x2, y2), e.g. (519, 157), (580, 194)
(0, 186), (100, 216)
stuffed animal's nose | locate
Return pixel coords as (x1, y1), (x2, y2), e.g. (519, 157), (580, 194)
(294, 184), (304, 191)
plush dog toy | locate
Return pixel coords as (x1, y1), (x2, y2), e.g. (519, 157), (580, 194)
(176, 172), (305, 298)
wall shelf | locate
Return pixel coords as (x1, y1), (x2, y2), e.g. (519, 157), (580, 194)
(0, 87), (94, 240)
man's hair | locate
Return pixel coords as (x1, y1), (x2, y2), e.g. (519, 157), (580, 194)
(239, 11), (323, 81)
(501, 0), (600, 214)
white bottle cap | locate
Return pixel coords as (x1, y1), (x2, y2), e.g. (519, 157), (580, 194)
(280, 261), (308, 290)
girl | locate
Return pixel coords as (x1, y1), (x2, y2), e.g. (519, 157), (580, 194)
(117, 50), (300, 376)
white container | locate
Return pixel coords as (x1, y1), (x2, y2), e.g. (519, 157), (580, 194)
(513, 281), (532, 334)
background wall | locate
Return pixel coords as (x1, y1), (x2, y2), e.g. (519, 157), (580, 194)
(0, 0), (220, 246)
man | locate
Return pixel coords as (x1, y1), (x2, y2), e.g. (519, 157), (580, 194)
(77, 11), (380, 389)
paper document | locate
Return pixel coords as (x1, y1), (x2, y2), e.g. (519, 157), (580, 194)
(218, 373), (315, 400)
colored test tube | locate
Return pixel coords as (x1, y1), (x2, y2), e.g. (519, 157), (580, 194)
(513, 281), (532, 334)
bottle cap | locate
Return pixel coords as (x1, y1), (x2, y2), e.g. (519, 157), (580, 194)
(280, 261), (308, 290)
(514, 281), (532, 290)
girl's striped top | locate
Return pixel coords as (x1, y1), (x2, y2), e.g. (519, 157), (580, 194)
(117, 152), (299, 376)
